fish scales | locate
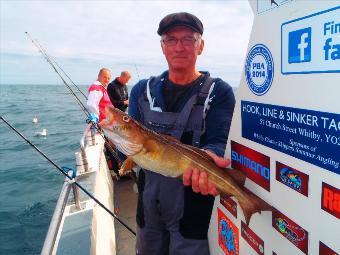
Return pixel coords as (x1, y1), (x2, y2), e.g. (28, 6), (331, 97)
(100, 107), (273, 224)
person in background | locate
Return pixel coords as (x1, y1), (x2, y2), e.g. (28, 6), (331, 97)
(128, 12), (235, 255)
(86, 68), (112, 122)
(107, 70), (131, 112)
(87, 68), (121, 174)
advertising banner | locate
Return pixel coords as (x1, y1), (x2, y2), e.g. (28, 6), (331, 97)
(209, 1), (340, 254)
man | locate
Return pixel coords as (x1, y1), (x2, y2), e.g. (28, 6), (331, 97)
(107, 70), (131, 112)
(129, 12), (235, 255)
(87, 69), (121, 174)
(87, 68), (112, 121)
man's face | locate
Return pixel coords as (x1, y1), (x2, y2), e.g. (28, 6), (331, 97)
(122, 75), (131, 85)
(161, 26), (204, 71)
(98, 70), (111, 87)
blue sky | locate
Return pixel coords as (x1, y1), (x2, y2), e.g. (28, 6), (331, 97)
(0, 1), (253, 87)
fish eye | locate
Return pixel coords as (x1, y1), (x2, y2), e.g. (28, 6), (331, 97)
(123, 116), (130, 122)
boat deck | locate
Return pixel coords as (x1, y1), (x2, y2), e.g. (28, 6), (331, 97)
(114, 178), (137, 255)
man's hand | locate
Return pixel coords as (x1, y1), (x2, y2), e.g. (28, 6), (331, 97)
(86, 112), (99, 124)
(183, 150), (231, 196)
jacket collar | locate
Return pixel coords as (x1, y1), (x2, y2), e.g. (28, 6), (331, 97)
(149, 71), (210, 110)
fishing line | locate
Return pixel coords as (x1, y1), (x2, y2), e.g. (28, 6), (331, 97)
(35, 40), (88, 100)
(0, 116), (136, 236)
(25, 32), (89, 116)
(134, 64), (141, 81)
(25, 32), (122, 165)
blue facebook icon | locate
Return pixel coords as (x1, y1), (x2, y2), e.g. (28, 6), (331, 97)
(288, 27), (312, 63)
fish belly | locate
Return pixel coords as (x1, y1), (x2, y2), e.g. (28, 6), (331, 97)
(132, 147), (185, 177)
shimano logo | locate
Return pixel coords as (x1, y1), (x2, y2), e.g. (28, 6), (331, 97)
(231, 151), (270, 180)
(288, 27), (312, 63)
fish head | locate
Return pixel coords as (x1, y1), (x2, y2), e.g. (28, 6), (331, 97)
(99, 106), (144, 155)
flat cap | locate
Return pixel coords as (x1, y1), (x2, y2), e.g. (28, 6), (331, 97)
(157, 12), (204, 35)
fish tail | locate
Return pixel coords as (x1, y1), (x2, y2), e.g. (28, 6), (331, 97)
(238, 191), (273, 225)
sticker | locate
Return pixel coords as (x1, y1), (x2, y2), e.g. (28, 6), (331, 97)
(245, 44), (274, 96)
(241, 221), (265, 255)
(241, 101), (340, 175)
(272, 209), (308, 254)
(281, 6), (340, 74)
(231, 141), (271, 191)
(319, 241), (339, 255)
(220, 194), (238, 219)
(276, 161), (309, 196)
(218, 208), (239, 255)
(321, 182), (340, 219)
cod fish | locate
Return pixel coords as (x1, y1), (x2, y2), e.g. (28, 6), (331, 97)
(100, 107), (272, 224)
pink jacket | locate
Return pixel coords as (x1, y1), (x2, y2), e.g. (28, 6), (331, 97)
(87, 81), (112, 121)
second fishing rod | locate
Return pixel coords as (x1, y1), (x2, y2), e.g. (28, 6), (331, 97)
(25, 32), (122, 165)
(0, 116), (136, 236)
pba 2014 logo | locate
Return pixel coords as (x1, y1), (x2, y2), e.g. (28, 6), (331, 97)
(218, 208), (239, 255)
(245, 44), (274, 96)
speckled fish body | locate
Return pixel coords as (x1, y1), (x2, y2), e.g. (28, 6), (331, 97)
(100, 107), (272, 224)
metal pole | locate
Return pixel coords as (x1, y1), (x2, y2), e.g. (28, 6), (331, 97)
(41, 181), (71, 255)
(72, 180), (82, 210)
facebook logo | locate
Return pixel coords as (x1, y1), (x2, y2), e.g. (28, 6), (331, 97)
(288, 27), (312, 63)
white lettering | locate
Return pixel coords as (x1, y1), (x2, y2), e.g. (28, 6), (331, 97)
(286, 112), (318, 126)
(298, 32), (309, 61)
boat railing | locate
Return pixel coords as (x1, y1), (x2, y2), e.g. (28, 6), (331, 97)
(40, 124), (94, 255)
(80, 123), (95, 149)
(40, 181), (71, 255)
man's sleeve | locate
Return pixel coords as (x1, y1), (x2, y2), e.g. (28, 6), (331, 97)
(201, 81), (235, 157)
(87, 90), (103, 116)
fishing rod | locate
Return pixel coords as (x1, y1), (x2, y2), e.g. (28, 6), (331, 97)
(35, 40), (88, 100)
(25, 32), (89, 116)
(25, 32), (122, 165)
(134, 64), (141, 81)
(0, 116), (136, 236)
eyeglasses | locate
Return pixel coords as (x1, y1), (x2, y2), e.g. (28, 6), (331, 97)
(162, 36), (197, 47)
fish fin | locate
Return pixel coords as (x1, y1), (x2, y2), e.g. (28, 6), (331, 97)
(179, 144), (215, 163)
(159, 134), (214, 162)
(158, 133), (218, 165)
(144, 139), (161, 159)
(119, 157), (137, 176)
(226, 169), (247, 186)
(238, 188), (273, 225)
(163, 134), (181, 143)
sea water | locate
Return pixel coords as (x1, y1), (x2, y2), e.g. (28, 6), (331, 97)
(0, 84), (88, 255)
